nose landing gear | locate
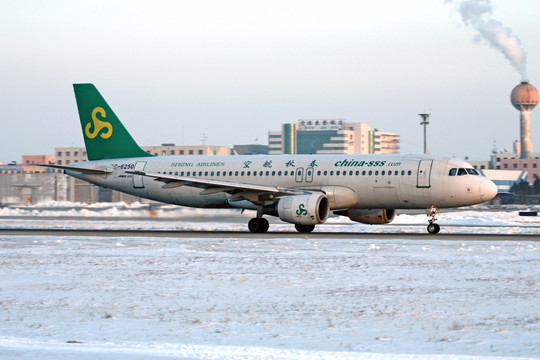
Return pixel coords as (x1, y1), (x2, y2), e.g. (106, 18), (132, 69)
(426, 206), (440, 234)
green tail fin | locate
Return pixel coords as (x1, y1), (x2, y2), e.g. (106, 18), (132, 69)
(73, 84), (153, 160)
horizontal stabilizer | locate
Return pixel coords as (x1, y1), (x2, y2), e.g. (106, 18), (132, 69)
(37, 164), (112, 175)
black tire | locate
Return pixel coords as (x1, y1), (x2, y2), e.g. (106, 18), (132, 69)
(427, 223), (440, 234)
(248, 218), (269, 233)
(295, 224), (315, 233)
(260, 218), (269, 233)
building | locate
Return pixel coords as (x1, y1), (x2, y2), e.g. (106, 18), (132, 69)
(55, 147), (87, 165)
(477, 169), (528, 193)
(0, 162), (23, 174)
(232, 144), (269, 155)
(489, 152), (540, 184)
(54, 144), (230, 165)
(22, 155), (54, 173)
(141, 144), (230, 157)
(268, 120), (400, 155)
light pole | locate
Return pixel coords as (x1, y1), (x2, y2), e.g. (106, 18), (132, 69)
(418, 113), (430, 154)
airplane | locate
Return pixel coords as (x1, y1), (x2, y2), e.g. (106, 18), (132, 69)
(42, 84), (498, 234)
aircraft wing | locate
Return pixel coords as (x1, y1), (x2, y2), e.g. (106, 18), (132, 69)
(127, 170), (308, 200)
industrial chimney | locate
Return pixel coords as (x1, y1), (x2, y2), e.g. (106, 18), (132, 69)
(510, 81), (539, 159)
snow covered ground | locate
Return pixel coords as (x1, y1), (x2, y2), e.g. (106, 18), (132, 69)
(0, 201), (539, 234)
(0, 202), (539, 359)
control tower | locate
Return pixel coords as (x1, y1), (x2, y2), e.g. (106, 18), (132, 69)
(510, 81), (539, 159)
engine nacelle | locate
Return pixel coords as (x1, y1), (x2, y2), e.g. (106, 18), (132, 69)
(340, 209), (396, 224)
(277, 194), (329, 225)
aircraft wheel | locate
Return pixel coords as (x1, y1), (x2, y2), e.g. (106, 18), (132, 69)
(427, 223), (440, 234)
(295, 224), (315, 233)
(248, 218), (269, 233)
(260, 218), (269, 233)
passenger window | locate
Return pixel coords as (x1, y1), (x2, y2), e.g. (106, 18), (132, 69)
(381, 171), (385, 175)
(324, 171), (328, 176)
(408, 170), (412, 175)
(458, 168), (467, 176)
(241, 171), (244, 176)
(278, 171), (282, 176)
(272, 171), (276, 176)
(266, 171), (270, 176)
(449, 168), (457, 176)
(235, 171), (239, 176)
(356, 171), (359, 176)
(337, 171), (340, 176)
(330, 171), (334, 176)
(284, 171), (288, 176)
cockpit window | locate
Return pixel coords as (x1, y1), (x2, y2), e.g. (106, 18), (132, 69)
(457, 168), (468, 176)
(449, 167), (481, 176)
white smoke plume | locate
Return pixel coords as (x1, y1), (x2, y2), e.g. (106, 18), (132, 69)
(447, 0), (528, 80)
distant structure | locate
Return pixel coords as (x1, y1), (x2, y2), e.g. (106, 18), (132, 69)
(510, 81), (539, 159)
(232, 144), (269, 155)
(268, 120), (399, 155)
(418, 113), (430, 154)
(53, 144), (230, 166)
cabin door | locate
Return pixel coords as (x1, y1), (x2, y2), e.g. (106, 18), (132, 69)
(417, 160), (433, 188)
(133, 161), (147, 189)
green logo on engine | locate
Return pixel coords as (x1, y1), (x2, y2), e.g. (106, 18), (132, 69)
(296, 204), (308, 216)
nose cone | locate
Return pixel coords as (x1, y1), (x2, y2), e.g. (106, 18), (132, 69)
(480, 179), (498, 202)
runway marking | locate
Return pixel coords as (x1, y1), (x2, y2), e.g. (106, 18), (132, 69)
(0, 228), (538, 241)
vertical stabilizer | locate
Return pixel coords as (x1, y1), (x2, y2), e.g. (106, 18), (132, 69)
(73, 84), (153, 160)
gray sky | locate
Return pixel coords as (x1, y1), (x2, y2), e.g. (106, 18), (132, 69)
(1, 0), (539, 163)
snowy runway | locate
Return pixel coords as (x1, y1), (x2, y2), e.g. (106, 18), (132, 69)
(1, 235), (539, 359)
(0, 203), (539, 359)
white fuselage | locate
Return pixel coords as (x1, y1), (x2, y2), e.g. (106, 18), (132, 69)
(67, 154), (497, 210)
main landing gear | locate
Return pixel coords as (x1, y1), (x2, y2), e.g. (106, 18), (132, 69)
(247, 218), (316, 233)
(426, 206), (440, 234)
(248, 217), (269, 233)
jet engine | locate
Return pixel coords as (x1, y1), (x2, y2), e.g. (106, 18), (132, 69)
(336, 208), (396, 224)
(276, 194), (329, 225)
